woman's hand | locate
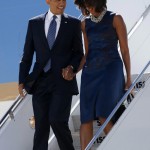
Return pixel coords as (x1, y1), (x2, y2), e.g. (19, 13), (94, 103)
(125, 78), (132, 90)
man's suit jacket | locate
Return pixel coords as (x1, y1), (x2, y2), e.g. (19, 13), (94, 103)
(19, 13), (83, 95)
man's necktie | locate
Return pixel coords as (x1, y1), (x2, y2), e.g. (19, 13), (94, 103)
(44, 15), (57, 72)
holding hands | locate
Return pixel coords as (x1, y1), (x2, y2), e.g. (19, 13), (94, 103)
(62, 65), (75, 81)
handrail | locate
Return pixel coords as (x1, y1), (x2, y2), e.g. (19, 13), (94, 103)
(128, 4), (150, 38)
(85, 60), (150, 150)
(0, 93), (27, 129)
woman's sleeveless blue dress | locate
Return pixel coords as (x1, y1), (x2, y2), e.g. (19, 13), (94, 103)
(80, 11), (125, 123)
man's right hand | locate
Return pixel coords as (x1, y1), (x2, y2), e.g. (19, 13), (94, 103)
(18, 83), (25, 97)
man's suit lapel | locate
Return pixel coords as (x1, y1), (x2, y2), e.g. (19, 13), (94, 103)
(34, 13), (52, 69)
(40, 13), (50, 52)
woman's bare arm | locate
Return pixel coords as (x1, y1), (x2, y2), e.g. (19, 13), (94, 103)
(113, 14), (131, 89)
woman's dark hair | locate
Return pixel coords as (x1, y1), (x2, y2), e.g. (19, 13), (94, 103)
(85, 0), (107, 13)
(74, 0), (90, 16)
(74, 0), (107, 15)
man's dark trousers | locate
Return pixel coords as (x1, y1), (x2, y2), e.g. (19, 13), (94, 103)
(32, 72), (74, 150)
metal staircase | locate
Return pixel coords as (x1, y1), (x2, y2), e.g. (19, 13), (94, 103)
(97, 65), (150, 150)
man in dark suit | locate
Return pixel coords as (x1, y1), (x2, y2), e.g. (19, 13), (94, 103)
(18, 0), (83, 150)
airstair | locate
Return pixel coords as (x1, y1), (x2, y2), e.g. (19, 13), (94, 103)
(0, 0), (150, 150)
(96, 65), (150, 150)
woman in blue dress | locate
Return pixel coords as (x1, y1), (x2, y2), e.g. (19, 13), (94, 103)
(74, 0), (132, 149)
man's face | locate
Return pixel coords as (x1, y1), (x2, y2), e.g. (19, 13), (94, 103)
(46, 0), (66, 15)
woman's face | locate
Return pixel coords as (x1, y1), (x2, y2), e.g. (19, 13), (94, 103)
(86, 5), (99, 16)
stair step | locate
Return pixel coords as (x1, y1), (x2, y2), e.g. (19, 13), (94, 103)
(72, 129), (105, 150)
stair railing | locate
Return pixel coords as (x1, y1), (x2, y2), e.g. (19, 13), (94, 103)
(85, 60), (150, 150)
(0, 91), (27, 129)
